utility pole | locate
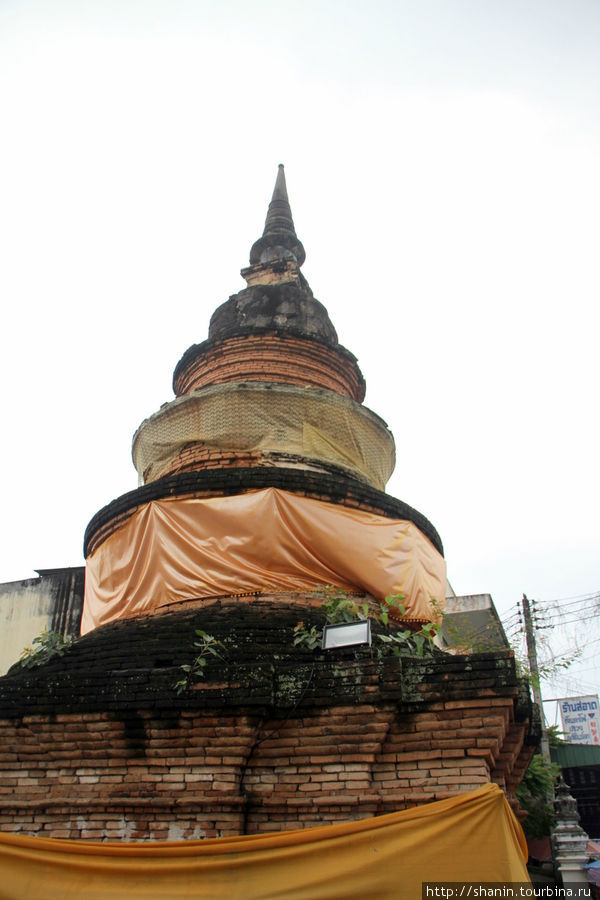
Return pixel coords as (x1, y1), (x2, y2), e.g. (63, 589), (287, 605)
(521, 593), (551, 763)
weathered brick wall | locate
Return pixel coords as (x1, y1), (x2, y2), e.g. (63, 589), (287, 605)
(173, 333), (365, 401)
(0, 599), (537, 840)
(155, 448), (364, 482)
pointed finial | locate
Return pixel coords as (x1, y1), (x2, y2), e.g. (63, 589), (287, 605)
(249, 165), (306, 267)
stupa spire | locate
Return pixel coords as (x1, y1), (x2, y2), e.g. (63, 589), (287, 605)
(249, 164), (306, 267)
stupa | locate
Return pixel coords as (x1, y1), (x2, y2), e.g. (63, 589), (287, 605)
(0, 167), (537, 842)
(82, 164), (444, 634)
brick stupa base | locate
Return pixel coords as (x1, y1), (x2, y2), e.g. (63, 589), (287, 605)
(0, 598), (537, 840)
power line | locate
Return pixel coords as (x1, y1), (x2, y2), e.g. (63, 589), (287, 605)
(532, 598), (600, 618)
(546, 676), (599, 696)
(533, 590), (600, 606)
(518, 597), (600, 631)
(499, 595), (600, 642)
(537, 612), (600, 629)
(563, 665), (600, 676)
(500, 612), (522, 627)
(501, 603), (521, 617)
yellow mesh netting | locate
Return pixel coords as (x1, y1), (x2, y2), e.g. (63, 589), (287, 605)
(132, 382), (395, 489)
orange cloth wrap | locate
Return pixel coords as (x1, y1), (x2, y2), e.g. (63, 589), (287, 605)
(0, 785), (529, 899)
(82, 488), (445, 634)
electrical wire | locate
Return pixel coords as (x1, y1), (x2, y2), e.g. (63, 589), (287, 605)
(531, 597), (600, 615)
(532, 600), (600, 619)
(530, 598), (600, 618)
(537, 613), (600, 629)
(532, 590), (600, 606)
(500, 608), (522, 624)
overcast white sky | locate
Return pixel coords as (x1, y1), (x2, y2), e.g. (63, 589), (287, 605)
(1, 0), (598, 708)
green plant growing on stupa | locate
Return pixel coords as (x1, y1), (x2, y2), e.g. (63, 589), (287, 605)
(18, 629), (73, 668)
(293, 587), (440, 658)
(175, 629), (227, 693)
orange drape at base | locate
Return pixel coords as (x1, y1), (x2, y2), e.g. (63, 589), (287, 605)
(82, 488), (446, 633)
(0, 785), (528, 900)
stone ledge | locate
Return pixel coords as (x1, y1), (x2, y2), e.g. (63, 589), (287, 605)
(84, 467), (444, 557)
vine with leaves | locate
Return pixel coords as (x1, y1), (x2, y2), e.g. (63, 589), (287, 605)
(175, 629), (227, 693)
(18, 629), (73, 669)
(293, 587), (440, 658)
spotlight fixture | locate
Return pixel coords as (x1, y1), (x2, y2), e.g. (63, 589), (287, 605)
(322, 620), (371, 650)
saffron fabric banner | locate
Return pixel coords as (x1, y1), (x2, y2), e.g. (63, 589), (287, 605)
(0, 785), (528, 900)
(82, 488), (446, 633)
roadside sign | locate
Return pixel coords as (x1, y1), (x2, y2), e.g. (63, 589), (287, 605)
(559, 695), (600, 745)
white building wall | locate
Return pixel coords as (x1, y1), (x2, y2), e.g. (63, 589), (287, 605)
(0, 568), (84, 674)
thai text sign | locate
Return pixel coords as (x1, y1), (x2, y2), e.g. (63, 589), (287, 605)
(559, 695), (600, 745)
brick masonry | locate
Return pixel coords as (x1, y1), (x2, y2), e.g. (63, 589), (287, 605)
(0, 599), (538, 840)
(173, 332), (366, 402)
(153, 448), (330, 481)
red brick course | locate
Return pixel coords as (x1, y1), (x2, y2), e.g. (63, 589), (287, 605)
(0, 700), (529, 839)
(173, 334), (365, 402)
(156, 448), (362, 481)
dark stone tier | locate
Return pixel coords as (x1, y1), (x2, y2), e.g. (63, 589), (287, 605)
(84, 466), (444, 558)
(0, 599), (527, 719)
(208, 280), (338, 345)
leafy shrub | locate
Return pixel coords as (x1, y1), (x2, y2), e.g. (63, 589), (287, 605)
(516, 753), (560, 838)
(175, 629), (227, 693)
(293, 587), (440, 658)
(18, 629), (73, 668)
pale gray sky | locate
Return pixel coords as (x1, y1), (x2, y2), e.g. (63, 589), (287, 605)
(1, 0), (598, 706)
